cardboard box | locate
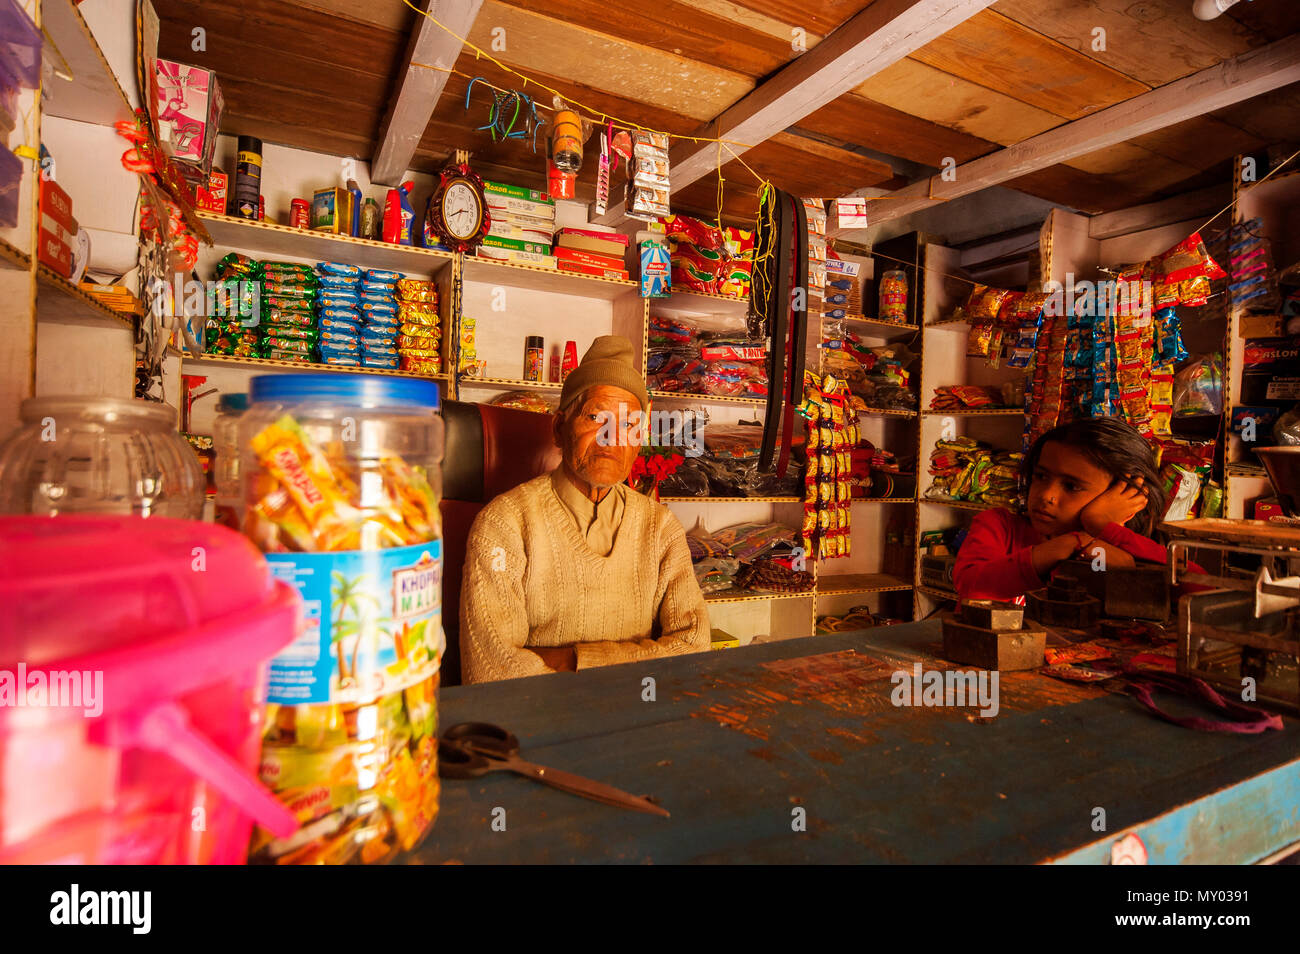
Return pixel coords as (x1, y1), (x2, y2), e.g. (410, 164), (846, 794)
(154, 59), (224, 174)
(38, 178), (75, 234)
(311, 187), (353, 234)
(1241, 337), (1300, 404)
(38, 226), (73, 277)
(1238, 313), (1284, 339)
(1254, 498), (1284, 521)
(195, 169), (228, 214)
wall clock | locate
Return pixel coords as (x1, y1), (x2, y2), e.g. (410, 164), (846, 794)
(429, 158), (490, 252)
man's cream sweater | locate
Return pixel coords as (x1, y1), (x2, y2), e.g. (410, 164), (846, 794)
(459, 472), (710, 684)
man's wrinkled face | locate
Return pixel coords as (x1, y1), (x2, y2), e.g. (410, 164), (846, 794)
(555, 385), (644, 492)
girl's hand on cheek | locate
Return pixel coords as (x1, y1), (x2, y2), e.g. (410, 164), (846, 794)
(1080, 476), (1148, 535)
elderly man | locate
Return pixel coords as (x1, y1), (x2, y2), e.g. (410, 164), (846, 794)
(460, 335), (710, 684)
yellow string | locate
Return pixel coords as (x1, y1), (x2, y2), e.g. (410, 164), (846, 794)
(401, 0), (756, 150)
(404, 0), (1300, 290)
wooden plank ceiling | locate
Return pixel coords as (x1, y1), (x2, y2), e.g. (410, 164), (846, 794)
(154, 0), (1299, 228)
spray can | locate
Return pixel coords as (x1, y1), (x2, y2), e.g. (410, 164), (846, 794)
(523, 336), (545, 381)
(231, 135), (262, 220)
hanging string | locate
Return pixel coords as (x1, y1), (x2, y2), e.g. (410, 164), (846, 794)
(407, 0), (1299, 290)
(401, 0), (756, 151)
(1187, 145), (1300, 239)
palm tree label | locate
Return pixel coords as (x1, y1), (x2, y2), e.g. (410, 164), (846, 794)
(262, 541), (443, 706)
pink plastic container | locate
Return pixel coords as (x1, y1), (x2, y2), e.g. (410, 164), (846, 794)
(0, 515), (301, 864)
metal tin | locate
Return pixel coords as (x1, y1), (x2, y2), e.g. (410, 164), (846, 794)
(290, 198), (310, 229)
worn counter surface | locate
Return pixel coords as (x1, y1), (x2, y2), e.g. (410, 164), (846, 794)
(405, 621), (1299, 864)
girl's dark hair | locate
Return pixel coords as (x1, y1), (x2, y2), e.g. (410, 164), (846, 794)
(1022, 417), (1166, 534)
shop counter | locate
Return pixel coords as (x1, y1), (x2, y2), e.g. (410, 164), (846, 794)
(404, 621), (1299, 864)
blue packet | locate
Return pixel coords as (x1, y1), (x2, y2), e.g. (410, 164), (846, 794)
(319, 354), (363, 367)
(318, 316), (362, 334)
(364, 315), (397, 335)
(364, 269), (402, 284)
(317, 292), (361, 307)
(319, 339), (362, 355)
(319, 329), (361, 345)
(316, 275), (360, 291)
(318, 306), (362, 322)
(315, 262), (362, 277)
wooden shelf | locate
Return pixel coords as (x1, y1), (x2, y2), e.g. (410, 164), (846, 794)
(839, 316), (919, 337)
(1226, 461), (1267, 477)
(659, 496), (802, 503)
(917, 585), (958, 602)
(198, 212), (455, 275)
(704, 588), (814, 604)
(0, 236), (29, 271)
(459, 376), (563, 392)
(463, 255), (637, 300)
(182, 352), (449, 382)
(663, 289), (750, 307)
(922, 408), (1023, 416)
(43, 0), (134, 127)
(858, 406), (917, 417)
(853, 497), (915, 504)
(926, 316), (968, 329)
(816, 573), (913, 595)
(921, 497), (998, 512)
(37, 266), (133, 329)
(650, 390), (766, 407)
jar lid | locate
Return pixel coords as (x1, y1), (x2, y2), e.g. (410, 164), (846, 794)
(20, 396), (176, 426)
(249, 373), (440, 409)
(526, 336), (544, 349)
(217, 392), (249, 413)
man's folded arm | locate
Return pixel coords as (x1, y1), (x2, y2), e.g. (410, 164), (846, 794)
(459, 510), (553, 683)
(572, 516), (709, 670)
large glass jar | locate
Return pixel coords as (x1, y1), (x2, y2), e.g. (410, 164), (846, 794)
(0, 397), (204, 518)
(238, 374), (444, 864)
(213, 392), (248, 529)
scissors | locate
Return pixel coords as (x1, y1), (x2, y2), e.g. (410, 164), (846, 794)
(438, 722), (669, 818)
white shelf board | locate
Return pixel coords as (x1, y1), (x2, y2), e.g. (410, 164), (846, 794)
(43, 0), (133, 126)
(198, 212), (455, 276)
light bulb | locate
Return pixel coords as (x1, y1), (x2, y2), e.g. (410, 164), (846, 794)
(1192, 0), (1241, 20)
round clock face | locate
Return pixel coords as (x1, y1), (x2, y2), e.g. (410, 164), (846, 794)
(442, 181), (481, 240)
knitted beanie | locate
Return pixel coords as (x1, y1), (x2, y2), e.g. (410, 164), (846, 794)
(559, 335), (650, 412)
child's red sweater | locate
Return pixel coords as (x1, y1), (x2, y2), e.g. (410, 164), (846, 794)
(953, 507), (1194, 603)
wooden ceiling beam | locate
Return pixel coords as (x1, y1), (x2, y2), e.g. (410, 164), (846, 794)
(371, 0), (484, 186)
(1086, 185), (1230, 242)
(593, 0), (998, 224)
(836, 32), (1300, 233)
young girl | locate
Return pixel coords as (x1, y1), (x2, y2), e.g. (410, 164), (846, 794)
(954, 417), (1183, 603)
